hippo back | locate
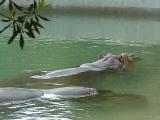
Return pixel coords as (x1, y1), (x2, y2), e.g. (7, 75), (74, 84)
(44, 86), (97, 98)
(0, 88), (44, 103)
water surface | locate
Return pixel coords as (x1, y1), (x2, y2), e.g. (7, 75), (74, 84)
(0, 14), (160, 120)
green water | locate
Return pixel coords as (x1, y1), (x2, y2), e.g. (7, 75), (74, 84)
(0, 14), (160, 120)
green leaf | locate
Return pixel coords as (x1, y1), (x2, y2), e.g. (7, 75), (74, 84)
(25, 31), (35, 38)
(0, 13), (10, 19)
(0, 0), (5, 6)
(0, 23), (11, 34)
(33, 0), (37, 9)
(32, 21), (44, 28)
(38, 15), (50, 21)
(38, 0), (49, 8)
(28, 4), (34, 11)
(17, 15), (26, 23)
(12, 11), (16, 16)
(8, 30), (19, 44)
(1, 19), (10, 22)
(33, 25), (40, 34)
(12, 1), (23, 10)
(25, 27), (35, 38)
(35, 15), (39, 22)
(20, 34), (24, 49)
(24, 21), (30, 29)
(23, 10), (29, 14)
(9, 0), (13, 11)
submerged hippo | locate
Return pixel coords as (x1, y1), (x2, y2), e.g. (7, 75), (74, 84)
(0, 86), (145, 104)
(0, 86), (97, 103)
(0, 88), (43, 103)
(31, 53), (138, 79)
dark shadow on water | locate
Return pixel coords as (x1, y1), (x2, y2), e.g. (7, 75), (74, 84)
(0, 58), (142, 89)
(0, 61), (139, 88)
(66, 91), (148, 111)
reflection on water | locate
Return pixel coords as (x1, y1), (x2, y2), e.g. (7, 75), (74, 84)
(0, 14), (160, 119)
(0, 38), (159, 119)
(0, 91), (147, 120)
(38, 14), (160, 45)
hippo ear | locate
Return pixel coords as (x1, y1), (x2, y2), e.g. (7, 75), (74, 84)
(98, 54), (104, 59)
(128, 53), (139, 60)
(98, 51), (107, 59)
(120, 53), (127, 57)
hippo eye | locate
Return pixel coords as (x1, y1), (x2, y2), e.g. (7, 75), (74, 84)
(120, 56), (123, 61)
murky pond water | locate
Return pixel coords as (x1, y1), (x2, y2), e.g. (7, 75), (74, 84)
(0, 14), (160, 120)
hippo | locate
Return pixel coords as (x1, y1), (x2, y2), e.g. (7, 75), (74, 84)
(0, 86), (97, 103)
(44, 86), (97, 98)
(0, 86), (145, 104)
(31, 53), (138, 79)
(0, 88), (43, 103)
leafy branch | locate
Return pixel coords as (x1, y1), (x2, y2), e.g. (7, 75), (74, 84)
(0, 0), (50, 49)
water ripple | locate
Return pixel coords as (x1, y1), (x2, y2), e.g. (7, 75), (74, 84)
(31, 37), (153, 47)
